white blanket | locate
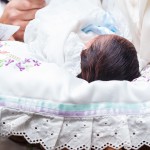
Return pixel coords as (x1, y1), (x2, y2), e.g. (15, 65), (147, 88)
(1, 40), (150, 150)
(24, 0), (133, 75)
(25, 0), (103, 66)
(0, 40), (150, 106)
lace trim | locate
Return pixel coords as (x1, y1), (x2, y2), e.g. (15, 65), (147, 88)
(1, 108), (150, 150)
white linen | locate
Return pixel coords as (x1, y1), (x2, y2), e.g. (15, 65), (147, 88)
(1, 0), (150, 149)
(0, 41), (150, 104)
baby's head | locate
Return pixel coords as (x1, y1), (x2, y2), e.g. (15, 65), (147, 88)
(78, 35), (140, 82)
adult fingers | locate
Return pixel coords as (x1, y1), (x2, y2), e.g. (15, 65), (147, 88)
(14, 0), (46, 10)
(8, 36), (15, 41)
(17, 9), (39, 21)
(11, 20), (29, 30)
(7, 9), (38, 22)
(12, 20), (30, 41)
(13, 30), (24, 41)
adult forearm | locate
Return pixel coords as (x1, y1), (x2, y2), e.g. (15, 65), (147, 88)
(0, 0), (46, 41)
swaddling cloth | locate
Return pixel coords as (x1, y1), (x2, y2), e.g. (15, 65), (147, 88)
(82, 13), (119, 35)
(24, 0), (104, 66)
(24, 0), (131, 76)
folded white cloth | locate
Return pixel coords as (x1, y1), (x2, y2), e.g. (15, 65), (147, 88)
(25, 0), (102, 66)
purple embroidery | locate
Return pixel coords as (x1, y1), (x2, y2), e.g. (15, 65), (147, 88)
(22, 58), (31, 64)
(33, 60), (41, 66)
(0, 47), (42, 71)
(16, 62), (25, 71)
(5, 59), (14, 66)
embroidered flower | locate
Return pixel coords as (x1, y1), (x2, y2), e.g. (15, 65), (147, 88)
(16, 62), (25, 71)
(33, 60), (41, 66)
(22, 58), (31, 64)
(5, 59), (14, 66)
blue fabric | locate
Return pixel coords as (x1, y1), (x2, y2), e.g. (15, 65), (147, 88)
(82, 13), (119, 35)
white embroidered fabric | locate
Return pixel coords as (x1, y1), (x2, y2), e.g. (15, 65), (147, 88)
(1, 108), (150, 150)
(0, 37), (150, 150)
(1, 1), (150, 150)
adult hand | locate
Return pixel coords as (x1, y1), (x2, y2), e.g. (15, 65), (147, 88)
(0, 0), (46, 41)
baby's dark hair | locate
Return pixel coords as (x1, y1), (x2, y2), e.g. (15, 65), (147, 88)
(78, 35), (140, 82)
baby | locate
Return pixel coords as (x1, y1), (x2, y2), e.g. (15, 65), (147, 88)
(78, 34), (140, 82)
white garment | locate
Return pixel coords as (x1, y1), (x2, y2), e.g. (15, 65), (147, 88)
(116, 0), (150, 67)
(24, 0), (103, 68)
(25, 0), (132, 75)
